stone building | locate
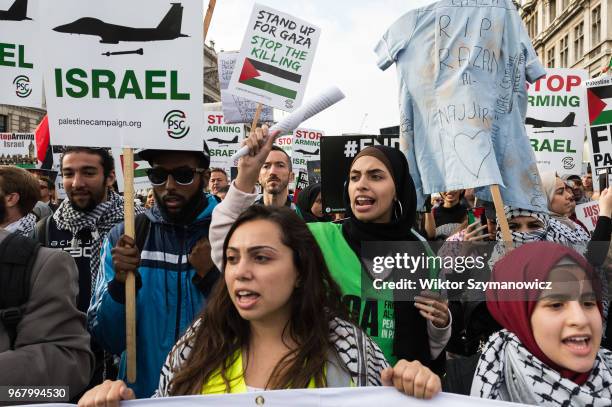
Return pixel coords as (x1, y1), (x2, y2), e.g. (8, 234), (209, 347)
(520, 0), (611, 77)
(204, 40), (221, 103)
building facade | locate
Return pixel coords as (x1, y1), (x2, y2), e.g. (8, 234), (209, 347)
(521, 0), (611, 77)
(204, 41), (221, 103)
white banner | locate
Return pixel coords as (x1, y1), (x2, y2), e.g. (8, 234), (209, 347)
(575, 201), (600, 233)
(0, 0), (43, 108)
(218, 51), (273, 124)
(525, 69), (587, 175)
(39, 0), (203, 149)
(33, 387), (530, 407)
(204, 105), (245, 176)
(0, 132), (36, 167)
(227, 4), (320, 112)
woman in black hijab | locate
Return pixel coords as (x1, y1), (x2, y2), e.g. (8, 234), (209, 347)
(308, 145), (450, 372)
(296, 183), (331, 223)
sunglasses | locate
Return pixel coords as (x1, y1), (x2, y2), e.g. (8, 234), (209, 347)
(146, 167), (206, 186)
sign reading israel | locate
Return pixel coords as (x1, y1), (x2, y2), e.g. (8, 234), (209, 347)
(0, 0), (43, 108)
(39, 0), (203, 149)
(227, 4), (320, 112)
(585, 76), (612, 181)
(525, 69), (587, 175)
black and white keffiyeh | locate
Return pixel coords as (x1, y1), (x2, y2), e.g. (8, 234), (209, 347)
(53, 189), (144, 286)
(5, 213), (37, 236)
(154, 317), (389, 396)
(471, 330), (612, 406)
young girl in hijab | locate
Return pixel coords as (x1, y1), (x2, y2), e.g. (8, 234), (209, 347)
(295, 183), (331, 223)
(210, 126), (451, 372)
(78, 206), (441, 405)
(469, 241), (612, 405)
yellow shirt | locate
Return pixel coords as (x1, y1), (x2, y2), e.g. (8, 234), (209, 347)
(201, 350), (317, 394)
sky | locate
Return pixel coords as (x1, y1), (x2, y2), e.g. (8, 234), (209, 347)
(206, 0), (433, 135)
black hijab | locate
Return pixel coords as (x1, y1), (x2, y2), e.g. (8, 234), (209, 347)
(341, 145), (418, 253)
(341, 145), (440, 372)
(296, 183), (331, 223)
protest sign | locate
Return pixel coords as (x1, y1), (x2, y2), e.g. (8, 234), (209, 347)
(307, 159), (321, 184)
(0, 0), (43, 108)
(39, 0), (203, 149)
(218, 51), (273, 124)
(585, 75), (612, 187)
(526, 69), (587, 175)
(0, 132), (37, 167)
(291, 127), (322, 175)
(321, 134), (399, 213)
(204, 106), (245, 177)
(575, 201), (600, 233)
(227, 4), (320, 111)
(34, 387), (529, 407)
(276, 133), (293, 155)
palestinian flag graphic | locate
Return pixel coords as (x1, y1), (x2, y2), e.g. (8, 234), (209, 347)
(239, 58), (300, 100)
(587, 84), (612, 125)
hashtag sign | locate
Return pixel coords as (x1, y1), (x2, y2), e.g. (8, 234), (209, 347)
(344, 140), (359, 158)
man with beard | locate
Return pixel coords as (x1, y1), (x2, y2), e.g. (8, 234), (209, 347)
(255, 145), (296, 209)
(33, 147), (143, 386)
(88, 148), (219, 398)
(0, 166), (40, 236)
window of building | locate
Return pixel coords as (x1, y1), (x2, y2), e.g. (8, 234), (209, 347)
(574, 22), (584, 60)
(527, 11), (539, 39)
(560, 35), (569, 67)
(0, 115), (7, 132)
(18, 116), (29, 132)
(592, 5), (601, 46)
(547, 46), (556, 68)
(549, 0), (557, 23)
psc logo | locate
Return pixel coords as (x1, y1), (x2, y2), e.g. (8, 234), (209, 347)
(13, 75), (31, 98)
(163, 110), (190, 139)
(562, 156), (576, 170)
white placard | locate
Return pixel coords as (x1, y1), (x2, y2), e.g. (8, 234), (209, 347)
(290, 127), (322, 175)
(0, 132), (37, 167)
(204, 104), (245, 175)
(39, 0), (203, 149)
(525, 69), (587, 175)
(227, 4), (320, 112)
(218, 51), (273, 124)
(0, 0), (43, 108)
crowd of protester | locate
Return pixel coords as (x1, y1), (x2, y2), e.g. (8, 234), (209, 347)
(1, 124), (611, 406)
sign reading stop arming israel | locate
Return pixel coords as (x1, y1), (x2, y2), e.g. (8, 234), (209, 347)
(0, 0), (43, 108)
(204, 106), (245, 175)
(227, 4), (320, 112)
(525, 69), (586, 175)
(291, 128), (323, 175)
(586, 75), (612, 186)
(38, 0), (203, 149)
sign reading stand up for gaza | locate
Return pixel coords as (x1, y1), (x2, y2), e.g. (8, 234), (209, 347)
(38, 0), (203, 149)
(227, 4), (320, 112)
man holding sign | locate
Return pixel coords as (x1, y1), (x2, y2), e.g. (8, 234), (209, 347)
(88, 147), (219, 398)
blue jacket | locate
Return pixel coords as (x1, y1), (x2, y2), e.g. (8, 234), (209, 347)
(88, 195), (218, 397)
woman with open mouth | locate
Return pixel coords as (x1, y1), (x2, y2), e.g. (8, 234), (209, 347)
(444, 241), (612, 405)
(208, 126), (451, 374)
(77, 205), (441, 405)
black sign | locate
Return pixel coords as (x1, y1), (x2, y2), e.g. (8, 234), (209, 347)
(321, 134), (399, 214)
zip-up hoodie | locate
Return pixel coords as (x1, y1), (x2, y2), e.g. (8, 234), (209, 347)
(88, 194), (218, 398)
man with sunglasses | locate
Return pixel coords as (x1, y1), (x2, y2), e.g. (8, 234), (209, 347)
(88, 147), (219, 398)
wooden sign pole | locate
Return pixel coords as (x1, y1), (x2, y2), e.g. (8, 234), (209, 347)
(203, 0), (216, 39)
(251, 103), (263, 130)
(123, 147), (137, 383)
(490, 184), (513, 253)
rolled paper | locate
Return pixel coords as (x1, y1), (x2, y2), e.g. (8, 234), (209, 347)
(231, 86), (345, 161)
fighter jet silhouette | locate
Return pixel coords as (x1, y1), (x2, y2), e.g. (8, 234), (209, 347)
(0, 0), (31, 21)
(53, 3), (188, 44)
(525, 112), (576, 128)
(294, 148), (319, 155)
(208, 136), (238, 145)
